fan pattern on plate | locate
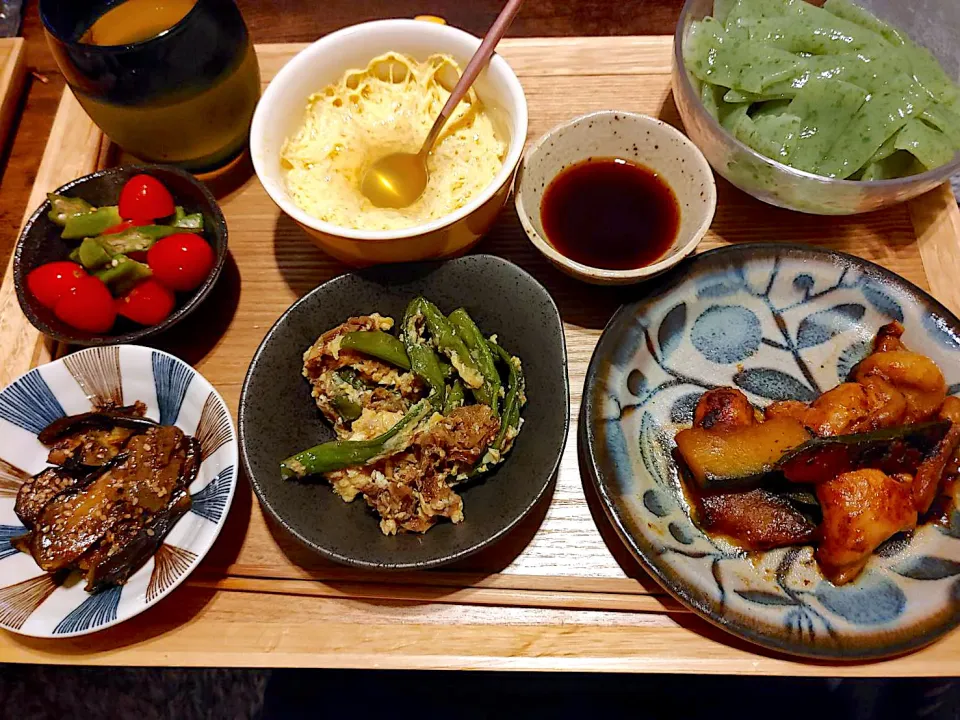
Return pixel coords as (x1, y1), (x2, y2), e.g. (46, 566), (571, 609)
(190, 466), (234, 523)
(53, 585), (122, 635)
(147, 543), (197, 603)
(0, 575), (58, 631)
(0, 457), (28, 499)
(152, 351), (193, 425)
(196, 393), (232, 460)
(64, 345), (122, 407)
(0, 369), (65, 434)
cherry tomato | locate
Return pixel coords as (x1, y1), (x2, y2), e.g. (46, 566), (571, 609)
(26, 261), (87, 310)
(118, 174), (175, 221)
(53, 276), (116, 333)
(116, 279), (176, 326)
(147, 233), (215, 292)
(101, 220), (134, 235)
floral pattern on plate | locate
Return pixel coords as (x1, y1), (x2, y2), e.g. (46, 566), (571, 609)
(582, 244), (960, 659)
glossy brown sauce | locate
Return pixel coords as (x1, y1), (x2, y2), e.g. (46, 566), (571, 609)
(540, 157), (680, 271)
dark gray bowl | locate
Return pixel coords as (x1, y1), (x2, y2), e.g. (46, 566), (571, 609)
(13, 165), (228, 346)
(239, 255), (569, 570)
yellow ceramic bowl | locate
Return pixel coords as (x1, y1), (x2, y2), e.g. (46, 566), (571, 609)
(250, 19), (528, 266)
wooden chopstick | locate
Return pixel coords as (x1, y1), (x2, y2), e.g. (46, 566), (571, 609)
(186, 575), (687, 614)
(212, 562), (669, 596)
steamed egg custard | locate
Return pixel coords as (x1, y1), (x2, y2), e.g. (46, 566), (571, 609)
(281, 52), (506, 231)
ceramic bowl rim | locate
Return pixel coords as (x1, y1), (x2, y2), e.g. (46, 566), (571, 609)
(249, 19), (529, 243)
(514, 110), (717, 284)
(581, 242), (960, 660)
(0, 344), (239, 638)
(237, 253), (570, 570)
(13, 164), (229, 347)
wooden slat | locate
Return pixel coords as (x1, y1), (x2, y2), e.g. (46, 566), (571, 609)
(1, 37), (959, 672)
(0, 39), (26, 160)
(3, 585), (960, 675)
(0, 91), (101, 386)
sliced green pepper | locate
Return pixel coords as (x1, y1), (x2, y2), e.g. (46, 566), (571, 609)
(331, 395), (363, 422)
(47, 193), (94, 226)
(61, 206), (123, 240)
(443, 380), (466, 415)
(77, 237), (114, 269)
(94, 256), (152, 295)
(402, 299), (446, 407)
(171, 206), (205, 231)
(340, 331), (411, 370)
(488, 341), (525, 453)
(280, 400), (431, 479)
(410, 297), (484, 390)
(448, 308), (501, 414)
(97, 225), (181, 255)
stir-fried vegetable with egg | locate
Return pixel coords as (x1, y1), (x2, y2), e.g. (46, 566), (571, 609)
(283, 297), (526, 535)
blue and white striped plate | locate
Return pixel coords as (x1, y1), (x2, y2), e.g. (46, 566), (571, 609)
(0, 345), (237, 638)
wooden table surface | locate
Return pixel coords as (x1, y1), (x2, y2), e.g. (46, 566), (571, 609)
(0, 0), (685, 276)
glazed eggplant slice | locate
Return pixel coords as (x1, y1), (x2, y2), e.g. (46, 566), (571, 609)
(41, 404), (156, 466)
(15, 455), (126, 528)
(696, 488), (818, 551)
(80, 489), (192, 593)
(18, 426), (193, 574)
(776, 420), (950, 484)
(674, 417), (812, 491)
(817, 469), (918, 585)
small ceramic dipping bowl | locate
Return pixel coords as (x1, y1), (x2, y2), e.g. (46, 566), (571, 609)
(515, 111), (716, 285)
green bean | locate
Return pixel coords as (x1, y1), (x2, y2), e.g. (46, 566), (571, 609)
(448, 308), (501, 414)
(280, 400), (431, 479)
(443, 380), (466, 415)
(340, 331), (411, 370)
(402, 299), (446, 408)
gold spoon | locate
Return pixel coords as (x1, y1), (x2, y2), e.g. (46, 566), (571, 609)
(360, 0), (525, 209)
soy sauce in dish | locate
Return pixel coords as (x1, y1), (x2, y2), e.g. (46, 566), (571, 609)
(540, 157), (680, 271)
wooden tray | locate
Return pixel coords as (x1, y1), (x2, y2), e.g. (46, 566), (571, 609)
(2, 37), (960, 674)
(0, 38), (25, 161)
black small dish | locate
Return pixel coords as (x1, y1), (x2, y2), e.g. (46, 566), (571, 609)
(239, 255), (570, 570)
(14, 164), (228, 347)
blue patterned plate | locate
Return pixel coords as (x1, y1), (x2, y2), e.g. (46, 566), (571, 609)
(0, 345), (237, 638)
(582, 244), (960, 659)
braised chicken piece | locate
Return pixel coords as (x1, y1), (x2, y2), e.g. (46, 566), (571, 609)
(853, 323), (946, 423)
(693, 388), (757, 430)
(764, 400), (809, 424)
(816, 469), (918, 585)
(302, 314), (423, 438)
(697, 489), (817, 551)
(873, 320), (908, 353)
(325, 405), (500, 534)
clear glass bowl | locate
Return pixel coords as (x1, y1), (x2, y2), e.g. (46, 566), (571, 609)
(672, 0), (960, 215)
